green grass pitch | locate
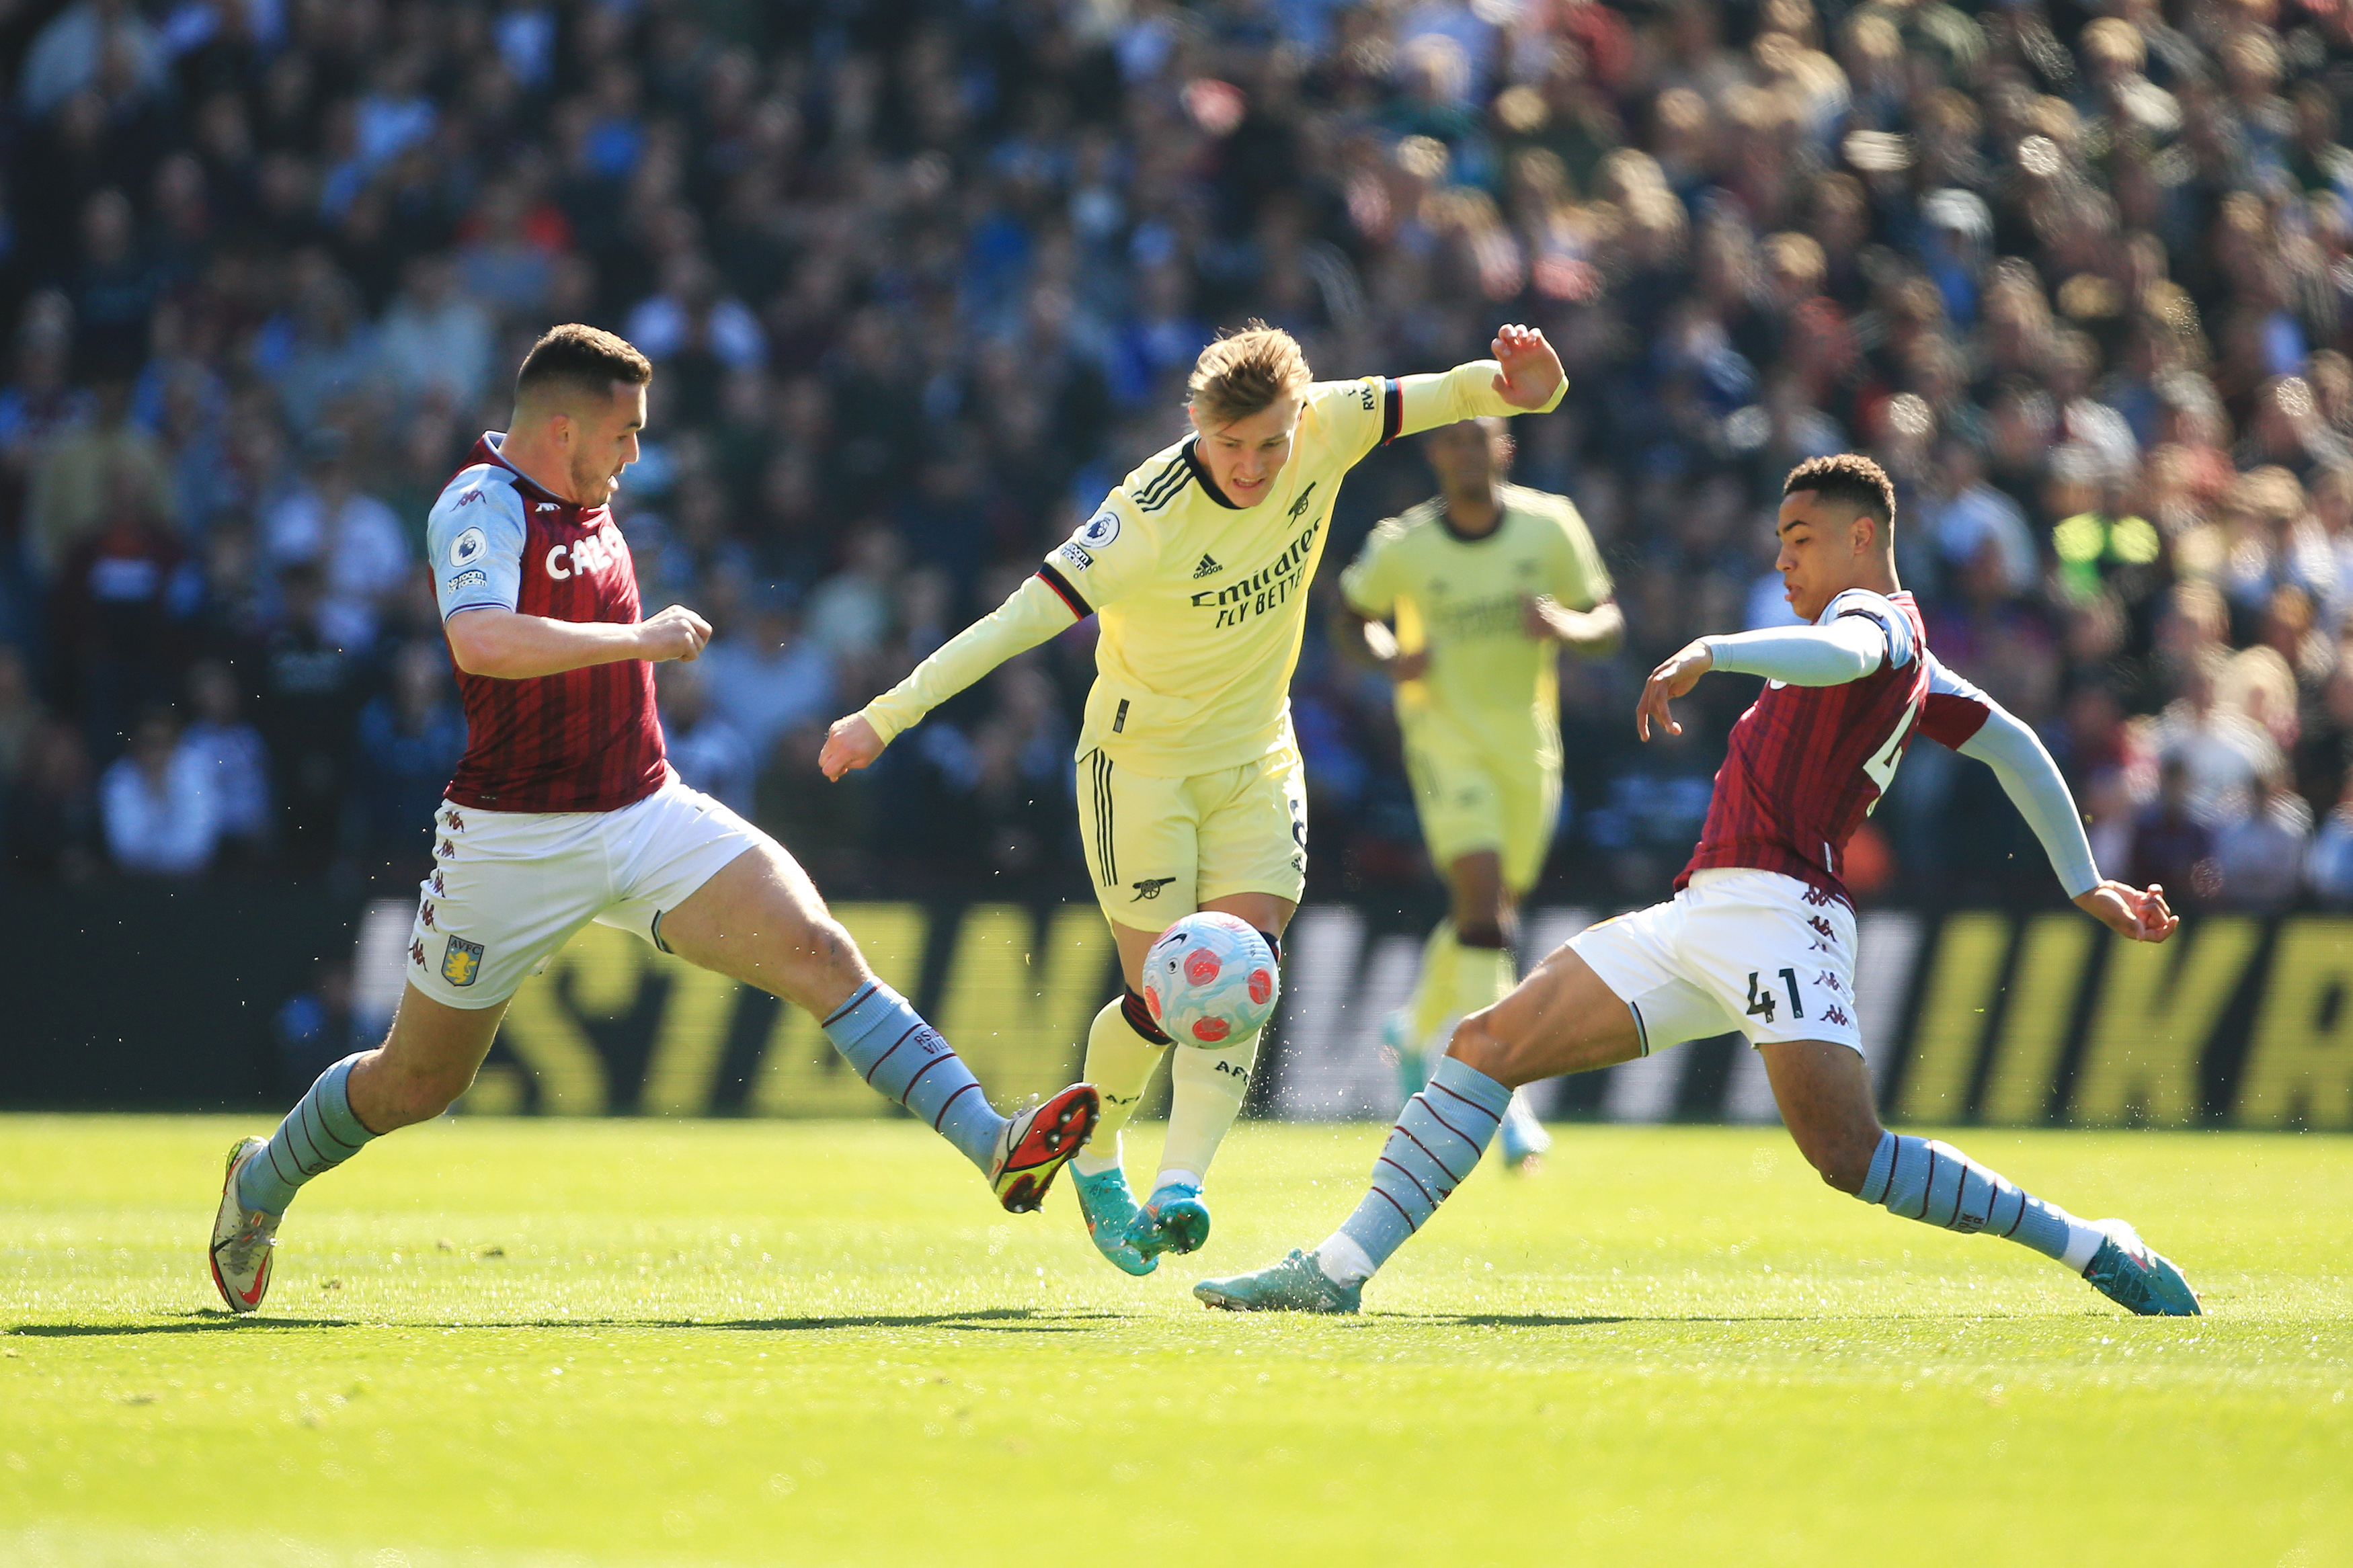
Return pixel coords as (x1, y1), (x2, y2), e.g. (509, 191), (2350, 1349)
(3, 1114), (2348, 1567)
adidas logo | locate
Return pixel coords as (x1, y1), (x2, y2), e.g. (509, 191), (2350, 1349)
(1193, 552), (1224, 579)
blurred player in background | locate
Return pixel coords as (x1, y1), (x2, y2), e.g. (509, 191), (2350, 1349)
(210, 327), (1097, 1315)
(1201, 455), (2202, 1317)
(1334, 415), (1622, 1171)
(822, 323), (1566, 1276)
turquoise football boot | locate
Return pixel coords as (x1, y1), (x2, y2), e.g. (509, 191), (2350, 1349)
(1497, 1088), (1552, 1172)
(1195, 1249), (1361, 1314)
(2081, 1219), (2202, 1316)
(1125, 1180), (1211, 1260)
(1071, 1166), (1157, 1276)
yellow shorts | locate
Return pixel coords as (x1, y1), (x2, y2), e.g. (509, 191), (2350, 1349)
(1402, 729), (1561, 893)
(1076, 742), (1308, 930)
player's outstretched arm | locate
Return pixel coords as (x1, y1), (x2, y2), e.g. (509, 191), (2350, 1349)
(1389, 325), (1568, 440)
(818, 574), (1078, 781)
(1952, 700), (2179, 944)
(445, 603), (710, 680)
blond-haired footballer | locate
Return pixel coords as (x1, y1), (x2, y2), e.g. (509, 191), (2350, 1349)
(822, 323), (1567, 1275)
(1335, 415), (1622, 1170)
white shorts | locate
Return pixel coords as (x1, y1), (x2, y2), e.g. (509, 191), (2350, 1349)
(404, 774), (761, 1008)
(1566, 868), (1862, 1055)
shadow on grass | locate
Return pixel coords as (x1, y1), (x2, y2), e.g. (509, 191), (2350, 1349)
(9, 1307), (1128, 1337)
(1408, 1313), (1810, 1328)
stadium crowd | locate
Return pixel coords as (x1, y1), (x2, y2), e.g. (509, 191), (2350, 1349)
(7, 0), (2353, 914)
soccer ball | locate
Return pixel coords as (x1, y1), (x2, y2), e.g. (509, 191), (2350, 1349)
(1143, 912), (1280, 1046)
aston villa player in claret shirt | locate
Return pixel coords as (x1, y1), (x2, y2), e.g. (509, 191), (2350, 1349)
(1201, 454), (2206, 1320)
(208, 326), (1099, 1315)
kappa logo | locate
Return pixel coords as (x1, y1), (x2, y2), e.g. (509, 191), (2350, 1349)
(440, 935), (485, 987)
(409, 938), (428, 968)
(1129, 876), (1177, 901)
(454, 489), (485, 509)
(1193, 552), (1224, 579)
(536, 502), (559, 513)
(420, 900), (436, 929)
(445, 811), (466, 832)
(436, 838), (457, 858)
(431, 871), (446, 897)
(1807, 915), (1836, 939)
(1802, 886), (1837, 907)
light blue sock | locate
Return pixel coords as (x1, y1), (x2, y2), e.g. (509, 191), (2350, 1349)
(237, 1053), (378, 1214)
(821, 981), (1006, 1172)
(1858, 1130), (2103, 1270)
(1320, 1055), (1511, 1284)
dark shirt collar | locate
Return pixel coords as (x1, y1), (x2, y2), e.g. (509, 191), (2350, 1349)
(1179, 437), (1244, 511)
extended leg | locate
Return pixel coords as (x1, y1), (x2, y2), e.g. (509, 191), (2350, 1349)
(1197, 940), (1639, 1311)
(1067, 984), (1172, 1275)
(1098, 893), (1291, 1263)
(1760, 1040), (2200, 1316)
(661, 840), (1096, 1211)
(210, 983), (507, 1313)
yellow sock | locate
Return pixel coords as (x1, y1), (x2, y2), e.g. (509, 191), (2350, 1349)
(1453, 935), (1515, 1022)
(1407, 919), (1458, 1046)
(1071, 998), (1168, 1178)
(1157, 1029), (1261, 1190)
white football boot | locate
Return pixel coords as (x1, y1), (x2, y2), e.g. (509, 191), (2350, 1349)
(208, 1137), (282, 1314)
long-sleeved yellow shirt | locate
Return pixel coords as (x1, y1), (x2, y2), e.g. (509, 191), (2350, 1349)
(862, 360), (1567, 778)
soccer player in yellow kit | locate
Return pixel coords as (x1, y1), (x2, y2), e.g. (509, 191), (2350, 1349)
(1335, 416), (1621, 1170)
(820, 323), (1566, 1276)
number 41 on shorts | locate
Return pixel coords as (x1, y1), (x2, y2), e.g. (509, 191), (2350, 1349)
(1745, 967), (1803, 1024)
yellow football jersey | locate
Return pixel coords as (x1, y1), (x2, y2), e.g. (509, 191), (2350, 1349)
(859, 360), (1565, 778)
(1037, 377), (1393, 776)
(1338, 483), (1612, 766)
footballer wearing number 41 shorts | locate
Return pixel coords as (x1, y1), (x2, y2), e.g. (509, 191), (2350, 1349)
(208, 327), (1097, 1315)
(1199, 454), (2205, 1319)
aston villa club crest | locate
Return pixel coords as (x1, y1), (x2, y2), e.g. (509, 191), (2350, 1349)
(441, 935), (485, 987)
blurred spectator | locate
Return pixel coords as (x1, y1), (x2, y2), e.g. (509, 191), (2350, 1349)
(99, 704), (219, 876)
(2215, 769), (2313, 911)
(1917, 436), (2038, 602)
(5, 718), (97, 880)
(2306, 779), (2353, 907)
(255, 562), (367, 878)
(44, 458), (198, 749)
(262, 429), (409, 649)
(180, 659), (270, 863)
(2151, 658), (2283, 825)
(2130, 759), (2220, 909)
(804, 529), (903, 668)
(659, 659), (755, 817)
(274, 960), (357, 1086)
(25, 378), (172, 579)
(698, 580), (832, 766)
(377, 255), (495, 415)
(354, 639), (466, 876)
